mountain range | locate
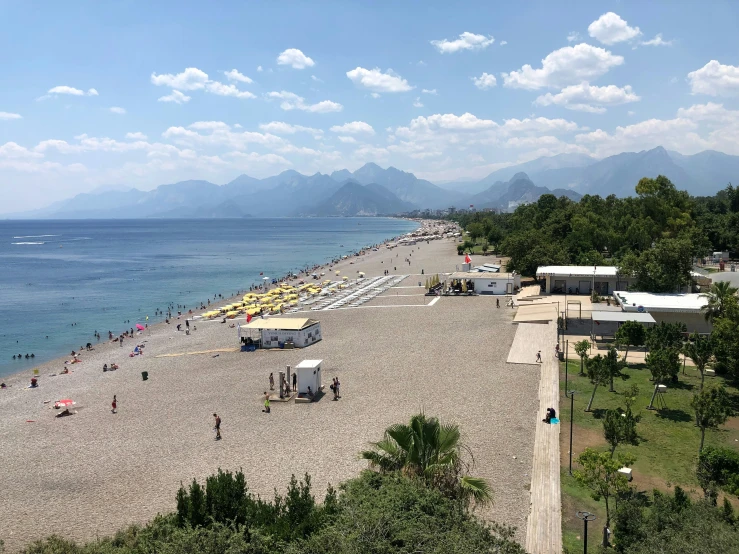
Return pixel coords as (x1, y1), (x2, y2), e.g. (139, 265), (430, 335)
(7, 147), (739, 219)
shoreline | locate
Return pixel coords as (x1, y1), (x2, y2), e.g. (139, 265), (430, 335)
(1, 218), (436, 387)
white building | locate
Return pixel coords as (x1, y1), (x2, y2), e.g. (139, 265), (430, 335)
(613, 291), (710, 333)
(447, 271), (521, 295)
(242, 318), (322, 348)
(536, 265), (628, 295)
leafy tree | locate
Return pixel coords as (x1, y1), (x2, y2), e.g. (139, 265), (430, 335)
(683, 332), (714, 390)
(615, 320), (646, 364)
(613, 487), (739, 554)
(603, 407), (639, 457)
(604, 345), (622, 393)
(697, 446), (739, 501)
(585, 353), (611, 412)
(481, 241), (489, 254)
(574, 448), (636, 547)
(361, 413), (492, 507)
(701, 280), (738, 322)
(646, 348), (681, 409)
(619, 237), (694, 293)
(574, 339), (590, 376)
(645, 321), (686, 353)
(712, 315), (739, 381)
(467, 222), (484, 241)
(692, 385), (732, 453)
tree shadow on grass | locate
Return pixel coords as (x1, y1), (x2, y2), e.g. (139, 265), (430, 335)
(654, 408), (693, 422)
(590, 408), (608, 420)
(670, 380), (696, 392)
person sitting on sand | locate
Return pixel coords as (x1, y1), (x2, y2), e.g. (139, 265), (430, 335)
(110, 363), (119, 370)
(30, 377), (38, 388)
(103, 363), (108, 372)
(61, 367), (69, 375)
(306, 386), (314, 400)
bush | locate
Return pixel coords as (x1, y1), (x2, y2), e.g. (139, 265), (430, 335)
(697, 446), (739, 497)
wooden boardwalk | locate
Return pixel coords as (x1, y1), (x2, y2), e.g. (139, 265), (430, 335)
(509, 321), (562, 554)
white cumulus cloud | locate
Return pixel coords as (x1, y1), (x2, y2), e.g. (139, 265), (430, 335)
(422, 89), (437, 95)
(330, 121), (375, 135)
(641, 34), (673, 47)
(413, 97), (424, 108)
(472, 73), (497, 90)
(258, 122), (322, 135)
(430, 32), (494, 53)
(125, 132), (147, 140)
(0, 112), (22, 120)
(41, 86), (99, 100)
(109, 107), (126, 114)
(337, 136), (356, 144)
(205, 81), (256, 99)
(500, 40), (508, 46)
(266, 91), (342, 113)
(346, 67), (413, 93)
(158, 90), (191, 104)
(688, 60), (739, 97)
(151, 68), (209, 90)
(224, 69), (253, 83)
(588, 12), (642, 45)
(567, 32), (581, 42)
(502, 43), (624, 90)
(277, 48), (315, 69)
(535, 82), (640, 113)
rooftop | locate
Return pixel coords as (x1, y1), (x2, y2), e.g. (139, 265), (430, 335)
(450, 271), (518, 280)
(536, 265), (619, 278)
(613, 291), (708, 313)
(243, 317), (319, 330)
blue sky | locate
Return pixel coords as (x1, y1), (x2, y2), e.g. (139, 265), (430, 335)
(2, 0), (739, 212)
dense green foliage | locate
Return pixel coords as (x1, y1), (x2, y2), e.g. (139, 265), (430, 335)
(449, 176), (739, 288)
(697, 446), (739, 498)
(361, 412), (492, 506)
(613, 487), (739, 554)
(17, 471), (523, 554)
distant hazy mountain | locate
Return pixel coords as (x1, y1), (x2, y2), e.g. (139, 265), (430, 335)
(439, 153), (595, 195)
(349, 162), (463, 208)
(469, 172), (583, 211)
(307, 180), (415, 216)
(447, 147), (739, 199)
(7, 148), (738, 219)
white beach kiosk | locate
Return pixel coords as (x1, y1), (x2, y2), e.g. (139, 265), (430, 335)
(240, 317), (322, 349)
(294, 359), (323, 403)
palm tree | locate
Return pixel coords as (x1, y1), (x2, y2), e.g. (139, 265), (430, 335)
(683, 333), (714, 390)
(701, 281), (738, 322)
(361, 413), (492, 506)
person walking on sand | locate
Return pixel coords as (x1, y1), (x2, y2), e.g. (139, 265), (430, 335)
(213, 413), (222, 440)
(262, 392), (271, 413)
(269, 372), (274, 391)
(536, 351), (542, 363)
(335, 377), (341, 399)
(496, 298), (500, 308)
(292, 372), (297, 392)
(111, 395), (117, 414)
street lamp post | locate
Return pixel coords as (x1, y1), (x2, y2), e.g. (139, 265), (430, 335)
(566, 390), (576, 475)
(565, 339), (569, 392)
(576, 511), (597, 554)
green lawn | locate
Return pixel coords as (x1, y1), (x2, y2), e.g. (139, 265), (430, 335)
(558, 359), (739, 551)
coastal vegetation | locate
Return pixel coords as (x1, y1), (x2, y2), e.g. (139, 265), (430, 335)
(450, 176), (739, 285)
(15, 414), (523, 554)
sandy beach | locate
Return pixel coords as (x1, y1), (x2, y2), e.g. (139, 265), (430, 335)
(0, 232), (539, 551)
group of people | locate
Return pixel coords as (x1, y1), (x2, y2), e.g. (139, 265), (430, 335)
(11, 353), (35, 360)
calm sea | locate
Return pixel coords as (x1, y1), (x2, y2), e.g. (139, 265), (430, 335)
(0, 218), (418, 378)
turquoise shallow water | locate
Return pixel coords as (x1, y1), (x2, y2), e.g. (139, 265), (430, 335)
(0, 218), (418, 378)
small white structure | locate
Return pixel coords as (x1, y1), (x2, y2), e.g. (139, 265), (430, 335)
(536, 265), (626, 295)
(472, 263), (501, 273)
(242, 318), (322, 348)
(295, 359), (323, 401)
(613, 291), (710, 333)
(618, 467), (633, 481)
(448, 271), (521, 295)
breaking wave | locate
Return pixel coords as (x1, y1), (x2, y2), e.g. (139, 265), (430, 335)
(12, 234), (59, 239)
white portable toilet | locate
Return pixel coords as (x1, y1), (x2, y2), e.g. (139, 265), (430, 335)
(295, 359), (323, 401)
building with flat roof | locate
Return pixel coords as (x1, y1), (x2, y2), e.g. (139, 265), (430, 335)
(241, 317), (322, 348)
(536, 265), (628, 295)
(613, 291), (710, 333)
(447, 271), (521, 295)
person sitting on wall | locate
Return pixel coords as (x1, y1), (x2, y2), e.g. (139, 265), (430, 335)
(543, 407), (556, 424)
